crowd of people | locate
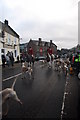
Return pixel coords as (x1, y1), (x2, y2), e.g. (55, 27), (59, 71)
(1, 46), (80, 79)
(20, 47), (35, 67)
(2, 51), (14, 67)
(53, 51), (80, 78)
(69, 52), (80, 76)
(20, 46), (54, 67)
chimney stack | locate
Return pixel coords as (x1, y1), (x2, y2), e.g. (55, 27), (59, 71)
(50, 40), (52, 43)
(39, 38), (42, 42)
(4, 19), (8, 25)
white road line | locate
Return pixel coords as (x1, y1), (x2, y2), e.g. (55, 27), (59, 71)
(60, 76), (69, 120)
(3, 71), (29, 82)
(3, 73), (22, 82)
(61, 88), (67, 119)
(3, 64), (44, 82)
(3, 64), (47, 82)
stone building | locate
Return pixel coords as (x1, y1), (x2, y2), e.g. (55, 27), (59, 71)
(0, 20), (20, 64)
(27, 38), (57, 56)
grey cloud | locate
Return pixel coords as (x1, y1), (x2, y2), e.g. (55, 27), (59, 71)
(17, 20), (77, 48)
(0, 0), (78, 49)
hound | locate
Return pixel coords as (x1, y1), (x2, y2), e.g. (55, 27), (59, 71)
(0, 77), (22, 116)
(57, 65), (62, 76)
(48, 53), (52, 68)
(27, 64), (33, 79)
(64, 63), (69, 76)
(21, 62), (33, 80)
(21, 62), (27, 79)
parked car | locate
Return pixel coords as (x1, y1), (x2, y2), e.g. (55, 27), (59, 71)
(35, 56), (47, 61)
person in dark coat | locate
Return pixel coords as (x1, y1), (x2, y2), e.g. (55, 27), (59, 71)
(2, 54), (6, 67)
(28, 47), (34, 66)
(17, 55), (19, 63)
(10, 52), (14, 66)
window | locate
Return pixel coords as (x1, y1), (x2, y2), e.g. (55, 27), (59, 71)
(1, 49), (5, 55)
(8, 38), (11, 45)
(14, 50), (17, 57)
(14, 38), (16, 44)
(1, 49), (5, 53)
(12, 41), (13, 46)
(8, 35), (11, 45)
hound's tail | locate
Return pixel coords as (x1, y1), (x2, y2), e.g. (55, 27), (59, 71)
(11, 77), (18, 89)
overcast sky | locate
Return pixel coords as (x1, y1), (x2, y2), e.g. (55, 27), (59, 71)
(0, 0), (79, 49)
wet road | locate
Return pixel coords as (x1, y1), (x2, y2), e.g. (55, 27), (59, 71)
(2, 62), (80, 119)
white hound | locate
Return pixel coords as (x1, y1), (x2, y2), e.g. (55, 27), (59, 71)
(0, 77), (22, 116)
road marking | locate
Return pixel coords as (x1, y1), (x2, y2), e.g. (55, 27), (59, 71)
(3, 70), (30, 82)
(3, 64), (45, 81)
(3, 73), (22, 82)
(3, 63), (50, 82)
(60, 76), (69, 120)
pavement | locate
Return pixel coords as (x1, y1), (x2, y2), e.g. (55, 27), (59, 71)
(62, 73), (80, 120)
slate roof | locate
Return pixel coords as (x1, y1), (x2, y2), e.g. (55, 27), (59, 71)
(29, 39), (57, 47)
(0, 20), (19, 38)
